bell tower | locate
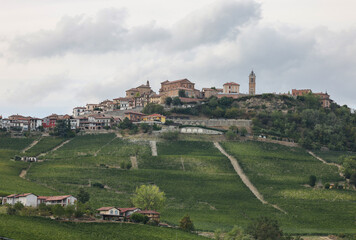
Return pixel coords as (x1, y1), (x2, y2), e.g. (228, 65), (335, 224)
(249, 71), (256, 95)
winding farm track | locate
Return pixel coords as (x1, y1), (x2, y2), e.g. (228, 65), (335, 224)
(22, 139), (40, 153)
(214, 142), (287, 214)
(307, 151), (341, 170)
(94, 136), (118, 156)
(37, 139), (72, 158)
(150, 141), (157, 156)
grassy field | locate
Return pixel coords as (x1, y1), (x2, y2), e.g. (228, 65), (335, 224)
(0, 214), (206, 240)
(221, 141), (356, 234)
(25, 137), (65, 157)
(313, 150), (356, 164)
(1, 135), (355, 236)
(27, 137), (278, 231)
(0, 136), (58, 197)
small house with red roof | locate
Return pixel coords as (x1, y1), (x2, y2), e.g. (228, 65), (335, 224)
(37, 195), (77, 206)
(96, 207), (121, 220)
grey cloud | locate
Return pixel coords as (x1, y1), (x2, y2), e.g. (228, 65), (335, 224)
(169, 0), (261, 50)
(9, 0), (260, 57)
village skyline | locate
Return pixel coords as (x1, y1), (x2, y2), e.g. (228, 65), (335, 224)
(1, 0), (356, 117)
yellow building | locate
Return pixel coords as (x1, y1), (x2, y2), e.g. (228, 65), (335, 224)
(142, 114), (166, 123)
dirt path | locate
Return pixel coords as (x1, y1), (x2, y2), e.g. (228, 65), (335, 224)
(150, 141), (157, 156)
(94, 136), (118, 156)
(308, 151), (341, 170)
(22, 139), (40, 153)
(130, 156), (138, 169)
(37, 139), (72, 158)
(19, 163), (32, 179)
(214, 142), (286, 214)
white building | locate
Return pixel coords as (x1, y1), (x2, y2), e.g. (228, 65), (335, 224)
(73, 107), (86, 117)
(38, 195), (77, 206)
(2, 193), (38, 207)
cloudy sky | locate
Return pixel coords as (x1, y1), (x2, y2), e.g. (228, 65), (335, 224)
(1, 0), (356, 117)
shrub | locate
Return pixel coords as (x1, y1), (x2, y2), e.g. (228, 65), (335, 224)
(14, 202), (24, 211)
(92, 182), (104, 188)
(52, 204), (65, 219)
(6, 206), (16, 215)
(179, 214), (194, 232)
(77, 188), (90, 203)
(130, 213), (149, 224)
(120, 161), (132, 170)
(14, 155), (21, 161)
(226, 130), (237, 140)
(246, 217), (283, 240)
(324, 183), (330, 189)
(152, 124), (162, 131)
(308, 175), (317, 187)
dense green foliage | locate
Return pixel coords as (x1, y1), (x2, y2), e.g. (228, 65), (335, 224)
(179, 214), (195, 232)
(51, 120), (75, 138)
(0, 214), (206, 240)
(131, 185), (166, 210)
(142, 103), (165, 115)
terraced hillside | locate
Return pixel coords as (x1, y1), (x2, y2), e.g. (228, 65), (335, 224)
(221, 141), (356, 234)
(0, 135), (355, 236)
(27, 134), (277, 231)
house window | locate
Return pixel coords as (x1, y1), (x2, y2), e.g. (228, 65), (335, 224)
(115, 210), (118, 215)
(110, 210), (113, 214)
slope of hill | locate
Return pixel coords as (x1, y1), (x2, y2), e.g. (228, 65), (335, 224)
(0, 135), (355, 237)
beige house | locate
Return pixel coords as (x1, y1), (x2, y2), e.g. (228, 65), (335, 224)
(223, 82), (240, 94)
(149, 94), (165, 104)
(202, 88), (223, 98)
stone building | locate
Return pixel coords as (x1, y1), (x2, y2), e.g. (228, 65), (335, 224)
(249, 71), (256, 95)
(159, 79), (200, 98)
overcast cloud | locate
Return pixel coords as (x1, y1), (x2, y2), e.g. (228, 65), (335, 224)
(1, 0), (356, 117)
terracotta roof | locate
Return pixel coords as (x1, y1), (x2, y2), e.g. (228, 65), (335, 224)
(45, 195), (72, 201)
(119, 207), (139, 213)
(137, 84), (150, 88)
(146, 114), (165, 118)
(223, 82), (240, 86)
(17, 193), (36, 197)
(126, 88), (139, 92)
(97, 207), (116, 211)
(74, 107), (86, 109)
(38, 196), (49, 200)
(6, 194), (17, 198)
(161, 79), (192, 85)
(137, 210), (160, 215)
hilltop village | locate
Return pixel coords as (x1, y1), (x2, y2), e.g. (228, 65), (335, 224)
(0, 71), (331, 132)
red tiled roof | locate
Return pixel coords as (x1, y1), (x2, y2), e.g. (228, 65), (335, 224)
(45, 195), (72, 201)
(17, 193), (36, 197)
(38, 196), (49, 200)
(126, 88), (139, 92)
(74, 107), (86, 109)
(223, 82), (240, 86)
(137, 210), (160, 215)
(113, 97), (131, 101)
(146, 114), (165, 118)
(161, 79), (192, 85)
(6, 194), (17, 198)
(97, 207), (116, 211)
(118, 207), (139, 213)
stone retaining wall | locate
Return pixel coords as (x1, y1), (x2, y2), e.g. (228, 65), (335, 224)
(180, 127), (223, 135)
(173, 119), (251, 127)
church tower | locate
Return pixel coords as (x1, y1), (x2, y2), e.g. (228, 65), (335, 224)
(249, 71), (256, 95)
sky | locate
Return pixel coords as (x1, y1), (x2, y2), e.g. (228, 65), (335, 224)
(1, 0), (356, 117)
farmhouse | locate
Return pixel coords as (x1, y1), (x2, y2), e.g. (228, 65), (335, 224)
(37, 195), (77, 206)
(124, 111), (146, 122)
(97, 207), (121, 220)
(2, 193), (38, 207)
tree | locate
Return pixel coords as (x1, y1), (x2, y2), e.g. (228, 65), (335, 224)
(131, 185), (166, 210)
(77, 188), (90, 203)
(14, 202), (24, 211)
(165, 97), (173, 106)
(246, 217), (283, 240)
(52, 204), (65, 219)
(350, 173), (356, 187)
(130, 213), (149, 224)
(226, 130), (237, 140)
(179, 89), (187, 98)
(172, 97), (182, 106)
(179, 214), (194, 232)
(65, 205), (75, 219)
(142, 103), (164, 115)
(308, 175), (316, 187)
(225, 226), (253, 240)
(119, 117), (133, 130)
(240, 127), (248, 137)
(53, 120), (75, 138)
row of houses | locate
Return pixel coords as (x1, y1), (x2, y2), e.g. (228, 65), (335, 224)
(72, 73), (257, 118)
(1, 193), (77, 207)
(97, 207), (160, 222)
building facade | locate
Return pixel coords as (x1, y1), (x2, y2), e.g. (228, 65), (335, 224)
(249, 71), (256, 95)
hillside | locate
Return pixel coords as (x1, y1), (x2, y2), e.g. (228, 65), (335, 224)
(165, 94), (356, 151)
(0, 134), (355, 239)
